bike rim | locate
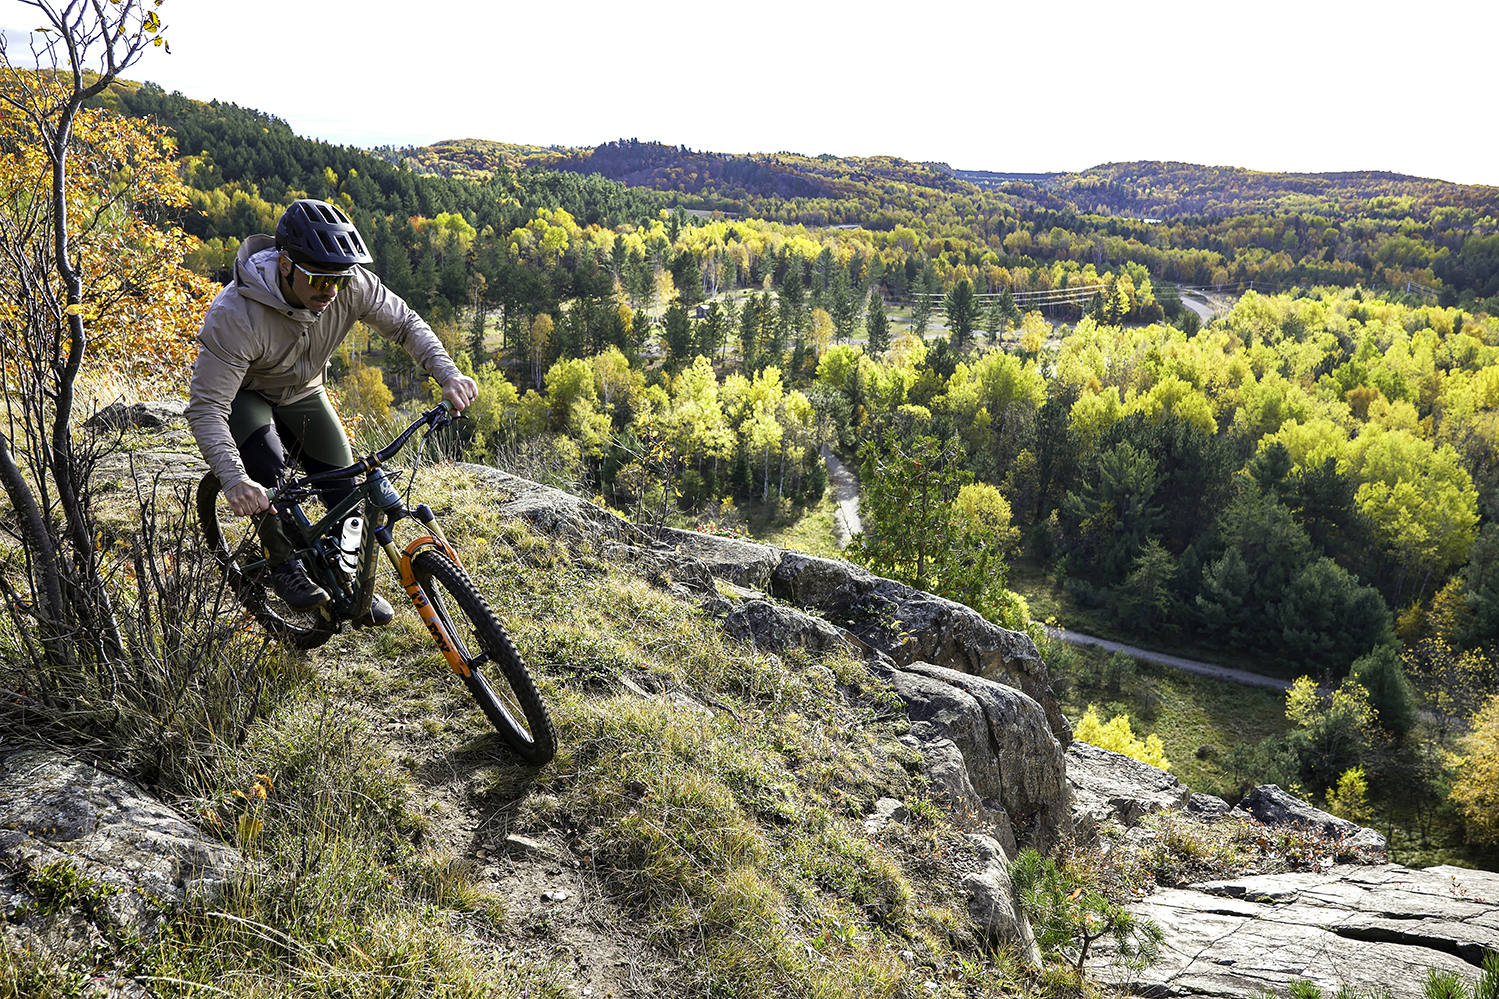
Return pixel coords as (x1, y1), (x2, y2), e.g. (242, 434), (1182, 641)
(424, 582), (537, 741)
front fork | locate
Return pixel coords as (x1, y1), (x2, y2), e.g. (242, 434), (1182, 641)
(375, 507), (472, 678)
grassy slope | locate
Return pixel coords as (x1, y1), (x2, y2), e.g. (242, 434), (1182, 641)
(1041, 639), (1292, 799)
(8, 462), (1089, 999)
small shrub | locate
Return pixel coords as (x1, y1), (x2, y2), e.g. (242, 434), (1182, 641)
(1325, 767), (1373, 825)
(1075, 705), (1171, 770)
(19, 859), (119, 922)
(1011, 847), (1164, 975)
(1103, 651), (1138, 693)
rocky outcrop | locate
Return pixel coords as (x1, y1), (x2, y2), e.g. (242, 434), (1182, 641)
(962, 833), (1042, 968)
(885, 660), (1070, 856)
(0, 750), (241, 962)
(473, 468), (1068, 745)
(695, 585), (1074, 857)
(1090, 865), (1499, 998)
(84, 399), (187, 431)
(1063, 750), (1470, 995)
(1066, 741), (1190, 838)
(1232, 784), (1387, 858)
(722, 599), (851, 657)
(1187, 791), (1233, 820)
(767, 550), (1059, 738)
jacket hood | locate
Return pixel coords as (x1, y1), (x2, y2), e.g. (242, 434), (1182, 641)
(232, 234), (317, 322)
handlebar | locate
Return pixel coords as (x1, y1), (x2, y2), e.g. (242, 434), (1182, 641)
(270, 400), (455, 497)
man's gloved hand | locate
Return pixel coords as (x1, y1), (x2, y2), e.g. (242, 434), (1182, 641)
(225, 479), (273, 516)
(441, 374), (478, 411)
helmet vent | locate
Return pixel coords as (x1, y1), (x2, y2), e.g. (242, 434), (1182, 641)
(276, 198), (373, 268)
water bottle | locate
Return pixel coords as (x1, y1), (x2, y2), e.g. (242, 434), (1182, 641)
(337, 515), (363, 575)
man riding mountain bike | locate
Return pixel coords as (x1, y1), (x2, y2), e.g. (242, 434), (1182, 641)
(185, 198), (478, 619)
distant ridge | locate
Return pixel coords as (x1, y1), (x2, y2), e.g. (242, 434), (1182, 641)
(956, 169), (1062, 187)
(396, 139), (1499, 230)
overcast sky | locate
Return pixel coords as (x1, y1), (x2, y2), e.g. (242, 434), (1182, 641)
(6, 0), (1495, 187)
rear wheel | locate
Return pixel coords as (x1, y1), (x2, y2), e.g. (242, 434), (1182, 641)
(196, 474), (338, 650)
(410, 549), (556, 765)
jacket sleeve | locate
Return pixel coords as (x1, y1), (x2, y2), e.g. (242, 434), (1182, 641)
(354, 270), (463, 386)
(185, 303), (255, 491)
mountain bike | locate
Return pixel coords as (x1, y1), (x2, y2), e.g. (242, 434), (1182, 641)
(196, 401), (556, 765)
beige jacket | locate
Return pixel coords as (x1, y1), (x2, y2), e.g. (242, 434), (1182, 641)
(185, 235), (462, 490)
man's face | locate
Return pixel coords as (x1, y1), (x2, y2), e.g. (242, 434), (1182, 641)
(278, 255), (351, 314)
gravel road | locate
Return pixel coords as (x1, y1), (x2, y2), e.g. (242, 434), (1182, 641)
(1045, 626), (1293, 691)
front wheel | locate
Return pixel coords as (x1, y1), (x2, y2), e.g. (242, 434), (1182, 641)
(196, 473), (338, 651)
(410, 550), (556, 765)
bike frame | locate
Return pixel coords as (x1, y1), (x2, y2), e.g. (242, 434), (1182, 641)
(263, 402), (480, 679)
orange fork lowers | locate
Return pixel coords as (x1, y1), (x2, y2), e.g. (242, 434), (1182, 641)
(381, 534), (471, 677)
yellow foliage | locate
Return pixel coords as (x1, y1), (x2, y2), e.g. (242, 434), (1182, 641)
(1074, 706), (1171, 770)
(526, 314), (554, 387)
(1286, 675), (1375, 730)
(1325, 767), (1372, 824)
(338, 360), (393, 421)
(1448, 694), (1499, 844)
(1285, 676), (1322, 727)
(952, 482), (1019, 553)
(1069, 387), (1123, 451)
(809, 308), (835, 354)
(0, 81), (215, 383)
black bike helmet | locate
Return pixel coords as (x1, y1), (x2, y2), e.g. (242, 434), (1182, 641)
(275, 199), (372, 269)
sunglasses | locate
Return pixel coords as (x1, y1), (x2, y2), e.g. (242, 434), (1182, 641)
(292, 262), (354, 292)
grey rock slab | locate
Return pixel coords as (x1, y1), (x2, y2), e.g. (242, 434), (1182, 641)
(767, 553), (1070, 743)
(85, 400), (187, 431)
(863, 798), (910, 836)
(897, 733), (1015, 856)
(654, 527), (783, 591)
(961, 833), (1042, 969)
(1188, 791), (1233, 819)
(460, 463), (653, 547)
(1091, 864), (1499, 998)
(0, 750), (240, 956)
(1232, 784), (1387, 858)
(722, 599), (852, 656)
(883, 660), (1070, 854)
(1066, 741), (1190, 838)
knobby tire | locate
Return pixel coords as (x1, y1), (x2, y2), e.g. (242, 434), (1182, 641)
(196, 473), (338, 651)
(410, 549), (556, 765)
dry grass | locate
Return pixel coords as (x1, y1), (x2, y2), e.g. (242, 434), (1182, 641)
(3, 452), (1109, 998)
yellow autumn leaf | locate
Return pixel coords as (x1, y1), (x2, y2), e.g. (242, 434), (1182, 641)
(237, 813), (263, 845)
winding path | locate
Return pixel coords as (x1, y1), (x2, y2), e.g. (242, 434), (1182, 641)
(816, 445), (1293, 692)
(822, 445), (861, 547)
(1045, 626), (1293, 691)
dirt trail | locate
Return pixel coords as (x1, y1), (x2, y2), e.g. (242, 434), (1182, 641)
(366, 698), (674, 999)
